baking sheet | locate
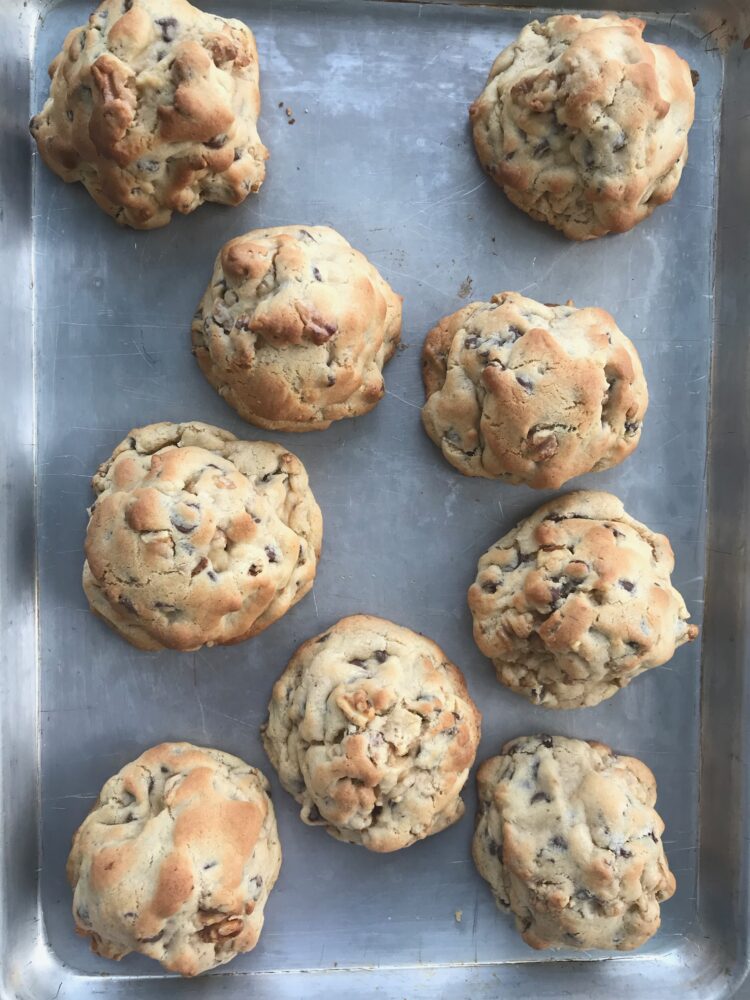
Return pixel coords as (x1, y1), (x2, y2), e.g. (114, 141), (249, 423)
(2, 0), (749, 996)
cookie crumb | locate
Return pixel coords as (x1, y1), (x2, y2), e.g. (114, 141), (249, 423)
(454, 909), (463, 923)
(457, 276), (473, 299)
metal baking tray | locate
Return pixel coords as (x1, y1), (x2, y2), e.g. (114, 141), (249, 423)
(1, 0), (749, 995)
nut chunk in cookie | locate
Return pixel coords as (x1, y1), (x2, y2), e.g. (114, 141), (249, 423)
(67, 742), (282, 976)
(473, 735), (676, 951)
(469, 491), (698, 708)
(30, 0), (268, 229)
(421, 292), (647, 488)
(82, 421), (322, 651)
(262, 615), (481, 851)
(470, 15), (696, 239)
(192, 226), (403, 432)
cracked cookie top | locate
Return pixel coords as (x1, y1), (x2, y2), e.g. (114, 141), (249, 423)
(30, 0), (267, 228)
(468, 491), (698, 708)
(67, 742), (281, 976)
(192, 226), (403, 432)
(470, 14), (695, 239)
(421, 291), (647, 488)
(82, 421), (323, 651)
(473, 735), (675, 951)
(262, 615), (481, 851)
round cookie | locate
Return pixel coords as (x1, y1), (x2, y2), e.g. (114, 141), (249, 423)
(191, 226), (403, 432)
(468, 491), (698, 708)
(30, 0), (267, 229)
(470, 15), (695, 239)
(262, 615), (481, 851)
(83, 421), (322, 651)
(473, 735), (676, 951)
(68, 742), (281, 976)
(421, 292), (647, 488)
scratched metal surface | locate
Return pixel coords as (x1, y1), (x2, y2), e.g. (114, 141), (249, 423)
(2, 0), (749, 995)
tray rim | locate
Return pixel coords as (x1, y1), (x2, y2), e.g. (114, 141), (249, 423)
(2, 0), (750, 997)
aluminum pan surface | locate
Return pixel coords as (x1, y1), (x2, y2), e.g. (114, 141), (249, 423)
(2, 0), (743, 995)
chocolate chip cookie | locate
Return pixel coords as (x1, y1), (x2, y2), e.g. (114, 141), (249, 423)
(473, 735), (676, 951)
(262, 615), (481, 851)
(469, 491), (698, 708)
(30, 0), (267, 228)
(470, 15), (695, 239)
(83, 421), (322, 650)
(68, 742), (281, 976)
(421, 292), (647, 488)
(192, 226), (403, 431)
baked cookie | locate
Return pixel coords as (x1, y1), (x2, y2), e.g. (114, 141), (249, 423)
(83, 421), (322, 650)
(470, 15), (695, 239)
(421, 292), (647, 488)
(30, 0), (267, 229)
(473, 735), (676, 951)
(262, 615), (481, 851)
(191, 226), (403, 432)
(68, 743), (281, 976)
(469, 491), (698, 708)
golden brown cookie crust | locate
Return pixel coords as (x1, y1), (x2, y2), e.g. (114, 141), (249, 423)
(469, 491), (698, 708)
(421, 292), (648, 488)
(470, 15), (695, 239)
(473, 735), (676, 951)
(82, 421), (322, 651)
(262, 615), (481, 851)
(192, 226), (403, 432)
(67, 742), (281, 976)
(30, 0), (268, 228)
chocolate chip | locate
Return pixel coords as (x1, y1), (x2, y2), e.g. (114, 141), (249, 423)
(123, 0), (133, 9)
(649, 830), (658, 842)
(124, 812), (135, 822)
(299, 229), (317, 243)
(690, 68), (700, 87)
(191, 557), (208, 577)
(516, 374), (533, 393)
(625, 421), (640, 435)
(160, 765), (169, 774)
(550, 835), (568, 849)
(531, 791), (551, 804)
(207, 570), (218, 582)
(349, 658), (366, 667)
(233, 147), (243, 161)
(248, 564), (261, 576)
(118, 596), (136, 614)
(203, 860), (217, 870)
(618, 579), (635, 592)
(533, 138), (550, 157)
(265, 546), (278, 563)
(481, 580), (498, 594)
(128, 436), (137, 449)
(374, 650), (388, 663)
(488, 839), (502, 857)
(138, 931), (164, 944)
(147, 776), (154, 793)
(618, 848), (633, 858)
(540, 735), (554, 748)
(307, 804), (322, 822)
(313, 266), (322, 281)
(170, 513), (196, 534)
(155, 16), (177, 42)
(612, 131), (628, 152)
(326, 373), (336, 386)
(464, 336), (479, 349)
(205, 134), (227, 149)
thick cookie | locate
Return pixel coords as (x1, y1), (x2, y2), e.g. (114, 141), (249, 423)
(83, 421), (322, 650)
(473, 735), (676, 951)
(469, 491), (698, 708)
(421, 292), (647, 488)
(68, 742), (281, 976)
(192, 226), (403, 432)
(30, 0), (267, 228)
(470, 15), (695, 239)
(262, 615), (481, 851)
